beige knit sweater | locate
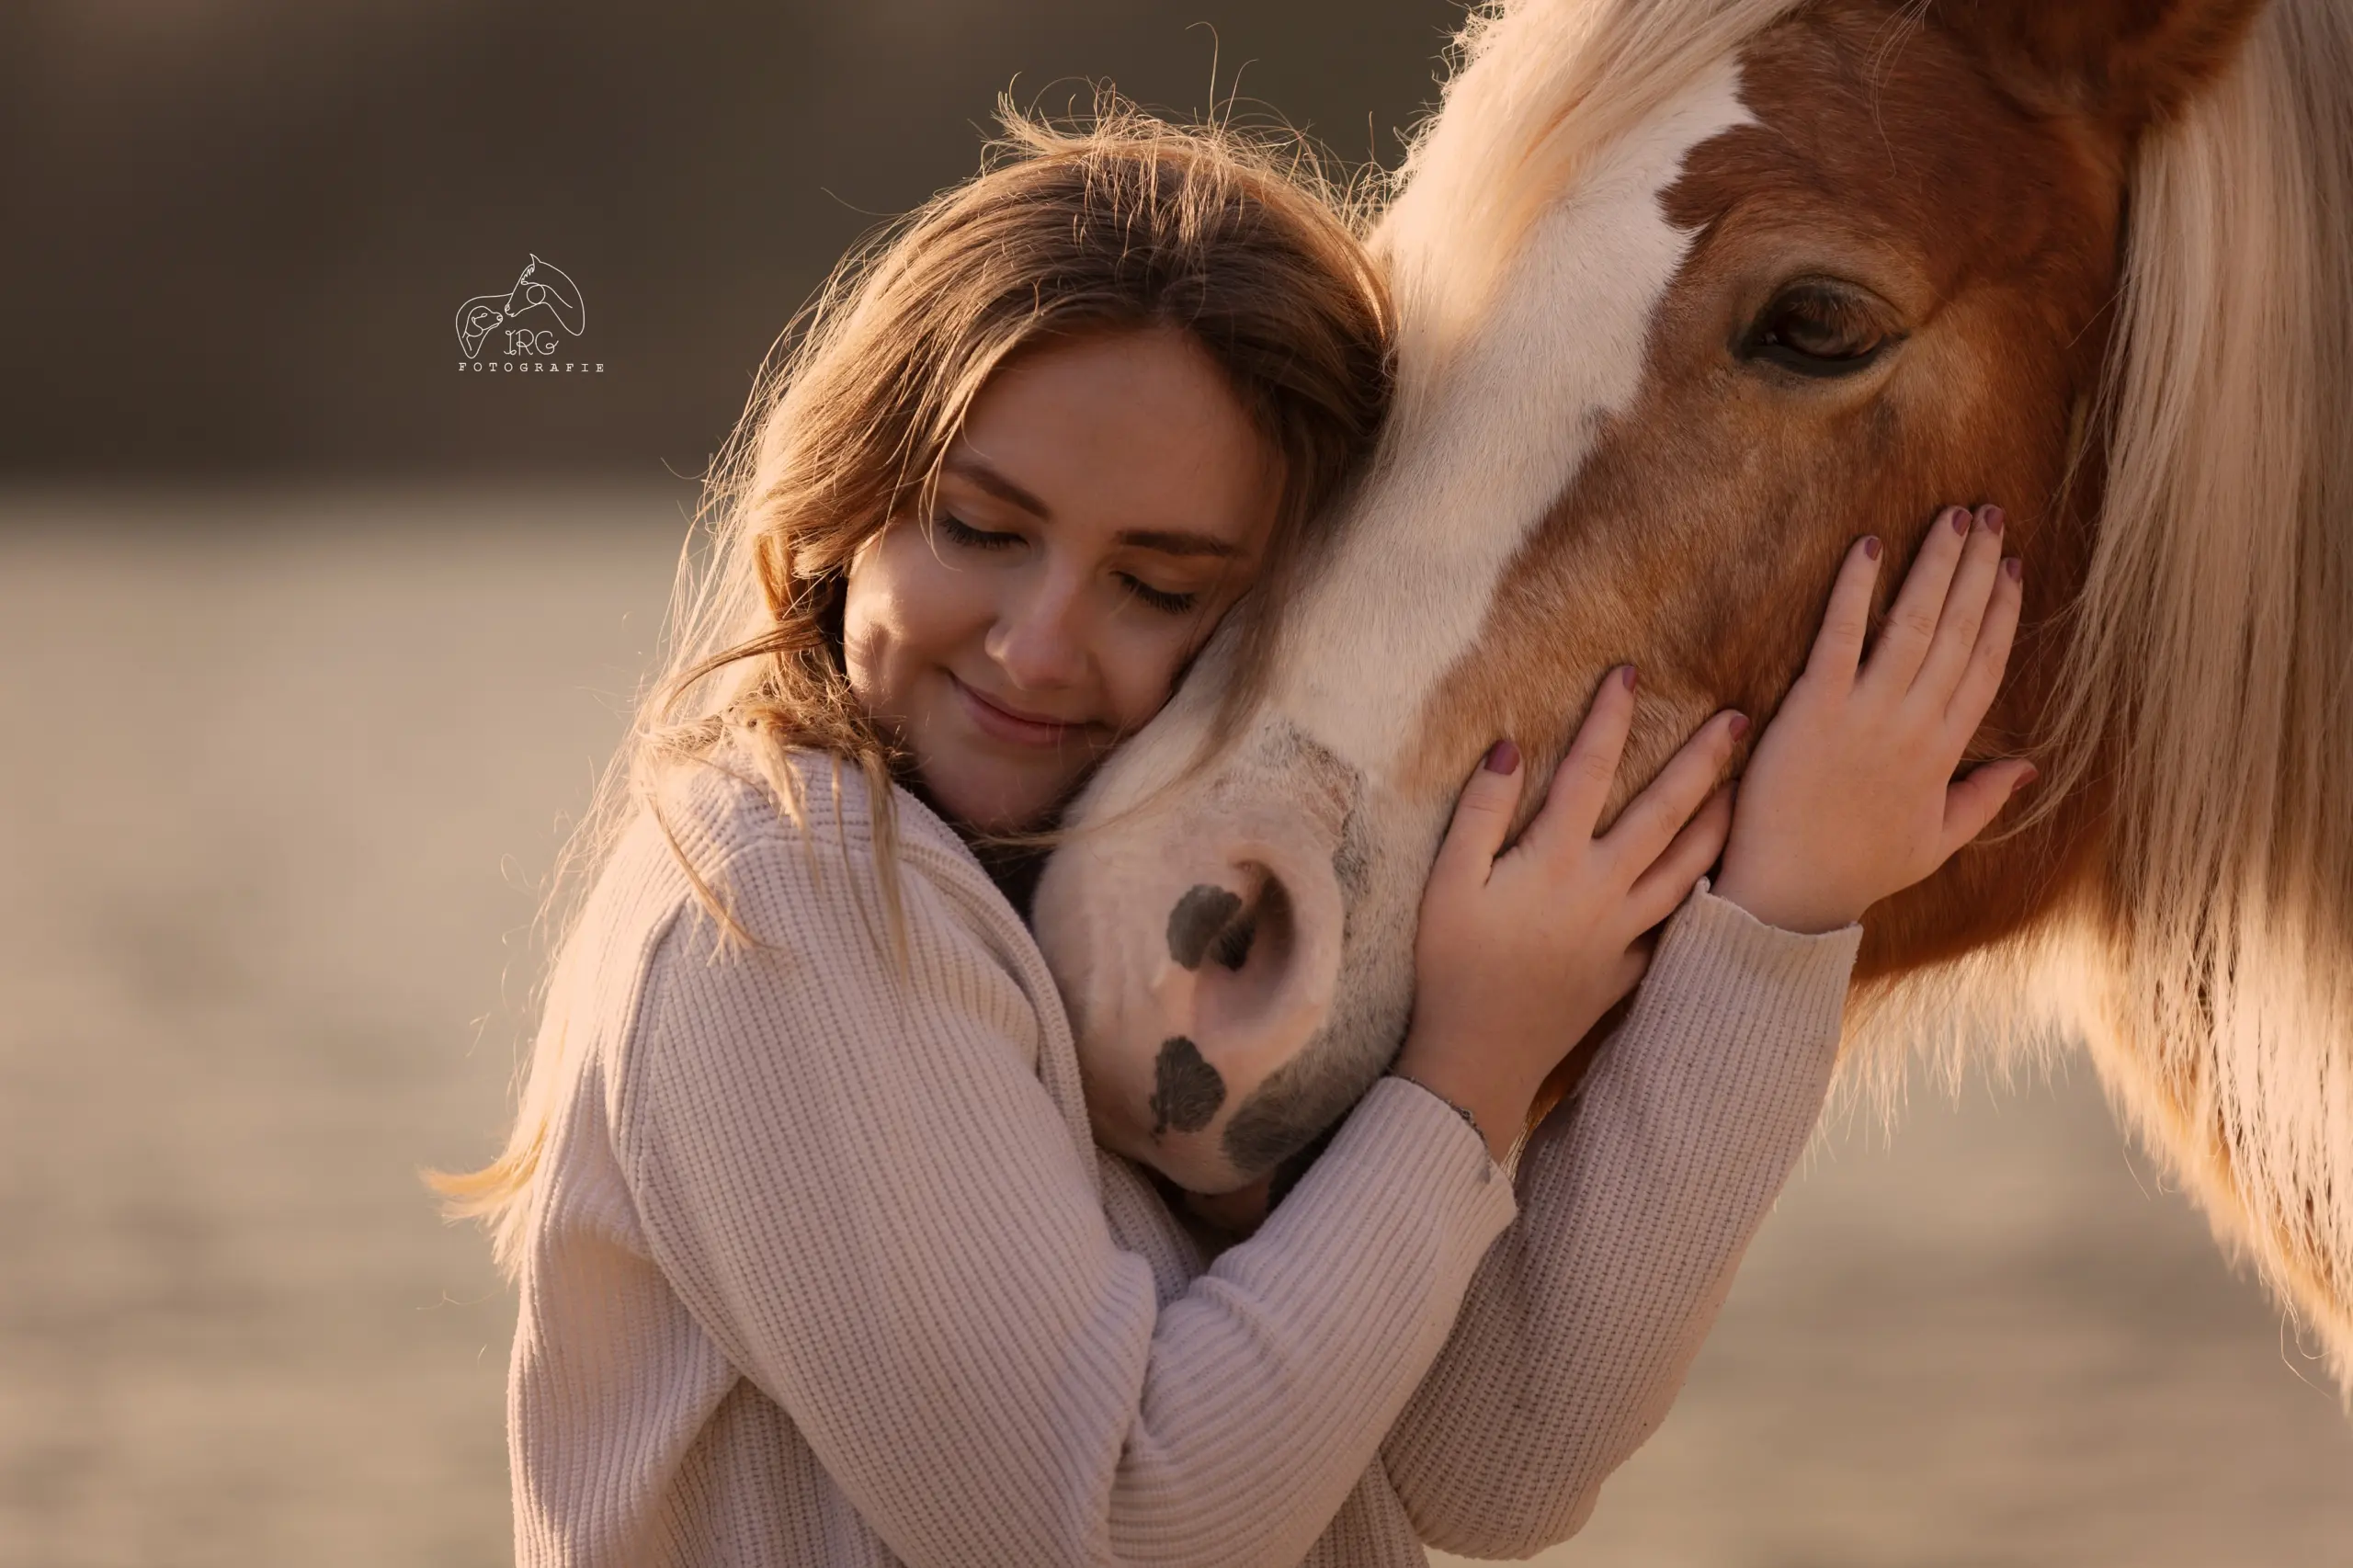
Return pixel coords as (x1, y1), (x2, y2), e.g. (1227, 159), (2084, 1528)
(508, 749), (1860, 1567)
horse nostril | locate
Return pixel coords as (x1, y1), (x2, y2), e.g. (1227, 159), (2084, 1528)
(1215, 872), (1291, 971)
(1168, 872), (1293, 975)
(1167, 884), (1244, 971)
(1211, 905), (1256, 971)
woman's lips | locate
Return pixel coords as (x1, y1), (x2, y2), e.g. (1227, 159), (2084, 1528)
(949, 673), (1089, 749)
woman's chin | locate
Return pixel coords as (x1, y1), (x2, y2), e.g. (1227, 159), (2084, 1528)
(918, 758), (1069, 837)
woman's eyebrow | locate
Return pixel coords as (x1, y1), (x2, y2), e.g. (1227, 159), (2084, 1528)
(1116, 529), (1241, 560)
(944, 453), (1051, 518)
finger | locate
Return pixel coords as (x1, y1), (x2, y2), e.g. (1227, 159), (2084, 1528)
(1521, 666), (1638, 855)
(1945, 552), (2024, 740)
(1597, 709), (1745, 873)
(1863, 505), (1973, 694)
(1912, 505), (2006, 702)
(1428, 739), (1529, 889)
(1803, 535), (1886, 684)
(1624, 781), (1735, 929)
(1938, 757), (2039, 861)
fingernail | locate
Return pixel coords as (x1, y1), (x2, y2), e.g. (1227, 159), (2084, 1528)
(1621, 665), (1638, 692)
(1982, 504), (2006, 534)
(2004, 556), (2023, 581)
(2010, 764), (2040, 794)
(1728, 712), (1751, 741)
(1863, 535), (1882, 560)
(1949, 506), (1971, 536)
(1483, 739), (1521, 775)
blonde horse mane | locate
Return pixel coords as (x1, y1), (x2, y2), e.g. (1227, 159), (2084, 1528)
(1376, 0), (1804, 393)
(1857, 0), (2353, 1392)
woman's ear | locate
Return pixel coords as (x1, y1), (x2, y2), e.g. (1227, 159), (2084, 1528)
(1935, 0), (2268, 140)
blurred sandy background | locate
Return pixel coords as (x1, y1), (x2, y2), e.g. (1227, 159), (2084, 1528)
(5, 2), (2349, 1563)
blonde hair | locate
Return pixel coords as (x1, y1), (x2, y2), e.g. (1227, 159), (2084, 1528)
(2005, 0), (2353, 1382)
(432, 102), (1394, 1270)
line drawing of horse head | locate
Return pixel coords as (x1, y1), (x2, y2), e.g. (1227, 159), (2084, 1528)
(455, 254), (585, 360)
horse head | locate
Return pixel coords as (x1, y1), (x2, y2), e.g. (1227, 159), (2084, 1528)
(1032, 0), (2353, 1382)
(504, 254), (585, 338)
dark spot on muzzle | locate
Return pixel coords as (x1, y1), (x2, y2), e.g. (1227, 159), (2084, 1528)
(1166, 884), (1246, 971)
(1148, 1036), (1226, 1137)
(1220, 1034), (1365, 1178)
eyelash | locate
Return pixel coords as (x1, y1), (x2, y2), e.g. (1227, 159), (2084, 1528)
(935, 513), (1201, 617)
(1120, 578), (1199, 616)
(936, 513), (1019, 551)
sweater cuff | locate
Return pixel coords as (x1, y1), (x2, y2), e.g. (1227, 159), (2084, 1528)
(1293, 1075), (1520, 1277)
(1682, 875), (1863, 971)
(1377, 1073), (1516, 1190)
(1628, 876), (1862, 1081)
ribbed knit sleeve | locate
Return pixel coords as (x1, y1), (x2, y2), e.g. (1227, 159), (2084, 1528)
(1379, 883), (1860, 1558)
(609, 801), (1518, 1568)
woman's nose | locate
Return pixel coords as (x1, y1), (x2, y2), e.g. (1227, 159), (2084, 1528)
(987, 574), (1089, 690)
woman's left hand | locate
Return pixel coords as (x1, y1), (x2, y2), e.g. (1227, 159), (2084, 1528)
(1711, 503), (2034, 934)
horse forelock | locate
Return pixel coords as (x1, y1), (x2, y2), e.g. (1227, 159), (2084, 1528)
(1379, 0), (1806, 386)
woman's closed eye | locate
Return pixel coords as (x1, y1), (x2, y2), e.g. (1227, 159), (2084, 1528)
(937, 509), (1201, 613)
(1119, 574), (1199, 615)
(936, 512), (1022, 551)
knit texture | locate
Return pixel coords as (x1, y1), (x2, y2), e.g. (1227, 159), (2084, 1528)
(507, 750), (1860, 1567)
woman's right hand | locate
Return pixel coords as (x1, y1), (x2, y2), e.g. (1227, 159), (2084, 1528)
(1393, 675), (1745, 1162)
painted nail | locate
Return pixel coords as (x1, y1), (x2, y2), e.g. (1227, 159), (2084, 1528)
(1729, 712), (1752, 742)
(2004, 556), (2023, 581)
(1982, 504), (2006, 534)
(1621, 665), (1639, 692)
(1863, 535), (1883, 560)
(1949, 506), (1972, 535)
(1484, 739), (1521, 775)
(2010, 763), (2040, 794)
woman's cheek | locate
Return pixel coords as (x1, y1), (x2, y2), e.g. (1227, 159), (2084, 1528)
(892, 530), (996, 648)
(1107, 617), (1201, 733)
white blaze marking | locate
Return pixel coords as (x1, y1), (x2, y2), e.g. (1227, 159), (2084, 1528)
(1275, 60), (1754, 778)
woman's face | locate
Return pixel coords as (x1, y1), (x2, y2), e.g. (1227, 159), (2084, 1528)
(845, 327), (1280, 834)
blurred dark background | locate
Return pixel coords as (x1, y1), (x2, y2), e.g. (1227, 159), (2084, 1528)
(2, 0), (1465, 479)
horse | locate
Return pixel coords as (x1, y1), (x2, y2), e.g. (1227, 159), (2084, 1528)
(455, 254), (585, 360)
(1029, 0), (2353, 1394)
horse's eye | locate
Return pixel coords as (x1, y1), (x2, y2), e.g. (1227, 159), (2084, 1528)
(1740, 282), (1899, 378)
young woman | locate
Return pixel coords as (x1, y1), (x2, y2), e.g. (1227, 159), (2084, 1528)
(439, 110), (2029, 1567)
